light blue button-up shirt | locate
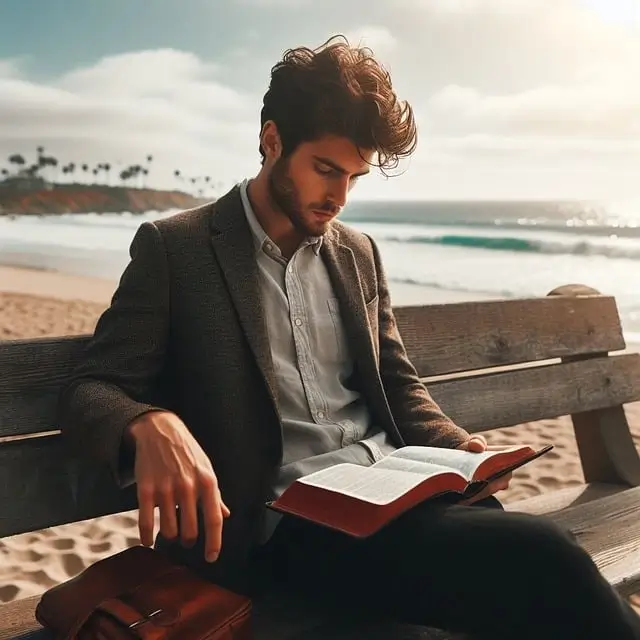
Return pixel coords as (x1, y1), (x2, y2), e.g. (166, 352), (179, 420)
(239, 180), (397, 538)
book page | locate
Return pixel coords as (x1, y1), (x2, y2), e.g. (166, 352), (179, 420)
(296, 463), (429, 506)
(387, 445), (526, 481)
(372, 455), (466, 481)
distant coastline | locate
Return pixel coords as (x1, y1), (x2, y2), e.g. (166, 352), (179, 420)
(1, 148), (216, 215)
(0, 183), (209, 216)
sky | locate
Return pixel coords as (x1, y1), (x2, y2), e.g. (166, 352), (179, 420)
(0, 0), (638, 201)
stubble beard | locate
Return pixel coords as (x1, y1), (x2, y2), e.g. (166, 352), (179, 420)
(268, 157), (327, 238)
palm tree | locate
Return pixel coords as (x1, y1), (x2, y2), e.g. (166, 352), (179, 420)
(8, 154), (26, 174)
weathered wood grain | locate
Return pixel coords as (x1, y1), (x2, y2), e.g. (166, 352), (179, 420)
(505, 482), (626, 516)
(570, 405), (640, 486)
(0, 291), (627, 437)
(550, 485), (640, 596)
(2, 353), (640, 536)
(0, 596), (41, 640)
(0, 434), (136, 538)
(0, 335), (90, 438)
(395, 293), (625, 377)
(427, 353), (640, 433)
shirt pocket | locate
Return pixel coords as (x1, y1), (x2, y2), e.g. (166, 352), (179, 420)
(325, 297), (347, 363)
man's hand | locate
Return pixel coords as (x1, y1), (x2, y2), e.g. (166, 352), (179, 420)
(456, 435), (488, 453)
(127, 411), (230, 562)
(456, 435), (513, 504)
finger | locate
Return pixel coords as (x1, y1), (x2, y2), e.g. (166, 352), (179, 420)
(465, 436), (487, 453)
(177, 479), (198, 547)
(137, 483), (156, 547)
(199, 475), (223, 562)
(157, 485), (178, 540)
(220, 498), (231, 518)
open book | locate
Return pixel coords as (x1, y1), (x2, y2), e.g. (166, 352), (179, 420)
(267, 443), (553, 538)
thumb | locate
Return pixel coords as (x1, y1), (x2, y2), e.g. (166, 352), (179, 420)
(459, 435), (487, 452)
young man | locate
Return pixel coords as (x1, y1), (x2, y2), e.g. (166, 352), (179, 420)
(59, 37), (640, 638)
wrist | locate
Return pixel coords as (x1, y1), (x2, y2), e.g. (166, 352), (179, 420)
(125, 410), (165, 445)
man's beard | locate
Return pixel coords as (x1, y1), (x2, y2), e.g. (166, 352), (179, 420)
(268, 157), (335, 237)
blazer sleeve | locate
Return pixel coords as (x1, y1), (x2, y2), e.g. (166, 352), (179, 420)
(58, 221), (171, 487)
(366, 234), (471, 449)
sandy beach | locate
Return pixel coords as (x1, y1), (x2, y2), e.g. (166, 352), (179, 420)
(1, 265), (639, 613)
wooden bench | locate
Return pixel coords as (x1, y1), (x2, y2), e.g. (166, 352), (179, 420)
(2, 283), (640, 639)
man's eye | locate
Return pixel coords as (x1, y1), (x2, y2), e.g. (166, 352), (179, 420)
(316, 165), (333, 175)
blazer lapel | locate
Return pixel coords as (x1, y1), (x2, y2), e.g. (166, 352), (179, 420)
(209, 187), (279, 413)
(321, 232), (378, 373)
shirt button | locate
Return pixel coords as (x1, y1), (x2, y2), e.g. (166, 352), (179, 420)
(317, 411), (325, 420)
(265, 242), (273, 251)
(294, 318), (302, 326)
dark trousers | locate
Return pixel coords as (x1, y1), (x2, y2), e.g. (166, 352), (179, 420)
(251, 496), (640, 639)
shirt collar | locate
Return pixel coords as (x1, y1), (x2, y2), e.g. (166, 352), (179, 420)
(239, 178), (323, 257)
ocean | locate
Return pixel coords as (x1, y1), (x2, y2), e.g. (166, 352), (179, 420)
(1, 198), (639, 343)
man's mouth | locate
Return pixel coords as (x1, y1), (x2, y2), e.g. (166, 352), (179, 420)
(312, 210), (335, 220)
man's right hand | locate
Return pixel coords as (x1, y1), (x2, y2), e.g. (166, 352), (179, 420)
(126, 411), (230, 562)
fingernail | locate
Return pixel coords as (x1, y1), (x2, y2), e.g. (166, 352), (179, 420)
(206, 551), (219, 563)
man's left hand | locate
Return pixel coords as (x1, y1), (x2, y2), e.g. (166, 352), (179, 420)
(456, 435), (513, 504)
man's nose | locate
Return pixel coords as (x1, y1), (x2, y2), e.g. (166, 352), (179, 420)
(329, 178), (350, 208)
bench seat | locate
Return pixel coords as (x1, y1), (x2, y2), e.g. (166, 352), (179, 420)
(4, 482), (639, 640)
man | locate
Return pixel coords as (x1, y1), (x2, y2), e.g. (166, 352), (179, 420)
(59, 36), (640, 638)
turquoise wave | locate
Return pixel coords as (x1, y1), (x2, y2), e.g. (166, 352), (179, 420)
(379, 232), (640, 260)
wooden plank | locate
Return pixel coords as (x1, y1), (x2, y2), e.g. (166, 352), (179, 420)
(0, 291), (627, 438)
(394, 294), (625, 378)
(0, 335), (90, 438)
(506, 482), (627, 517)
(571, 405), (640, 486)
(0, 433), (136, 538)
(427, 353), (640, 433)
(550, 485), (640, 596)
(0, 596), (40, 640)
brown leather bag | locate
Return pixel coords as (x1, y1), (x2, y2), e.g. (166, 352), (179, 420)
(35, 545), (252, 639)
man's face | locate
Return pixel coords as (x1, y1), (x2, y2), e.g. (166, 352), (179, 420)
(267, 135), (373, 237)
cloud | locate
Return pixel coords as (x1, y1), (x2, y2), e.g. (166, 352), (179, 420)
(425, 81), (640, 139)
(382, 0), (640, 199)
(0, 58), (21, 78)
(0, 49), (260, 190)
(344, 26), (397, 56)
(1, 0), (638, 200)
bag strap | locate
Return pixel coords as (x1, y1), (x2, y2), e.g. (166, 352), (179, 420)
(59, 564), (183, 640)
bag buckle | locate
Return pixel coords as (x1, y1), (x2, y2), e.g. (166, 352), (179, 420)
(129, 608), (163, 629)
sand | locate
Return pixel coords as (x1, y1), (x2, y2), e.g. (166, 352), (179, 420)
(1, 265), (639, 613)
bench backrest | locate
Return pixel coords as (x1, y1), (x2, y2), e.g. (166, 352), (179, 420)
(2, 284), (640, 538)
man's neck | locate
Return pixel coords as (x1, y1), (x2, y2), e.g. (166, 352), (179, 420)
(246, 174), (303, 259)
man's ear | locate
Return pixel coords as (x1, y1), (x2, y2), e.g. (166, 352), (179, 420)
(260, 120), (282, 162)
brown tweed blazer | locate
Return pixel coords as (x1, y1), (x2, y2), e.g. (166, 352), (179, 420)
(58, 185), (470, 590)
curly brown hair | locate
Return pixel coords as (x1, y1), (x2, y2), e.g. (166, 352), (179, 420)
(260, 35), (417, 174)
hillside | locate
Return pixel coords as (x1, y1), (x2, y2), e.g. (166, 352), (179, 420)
(0, 183), (209, 215)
